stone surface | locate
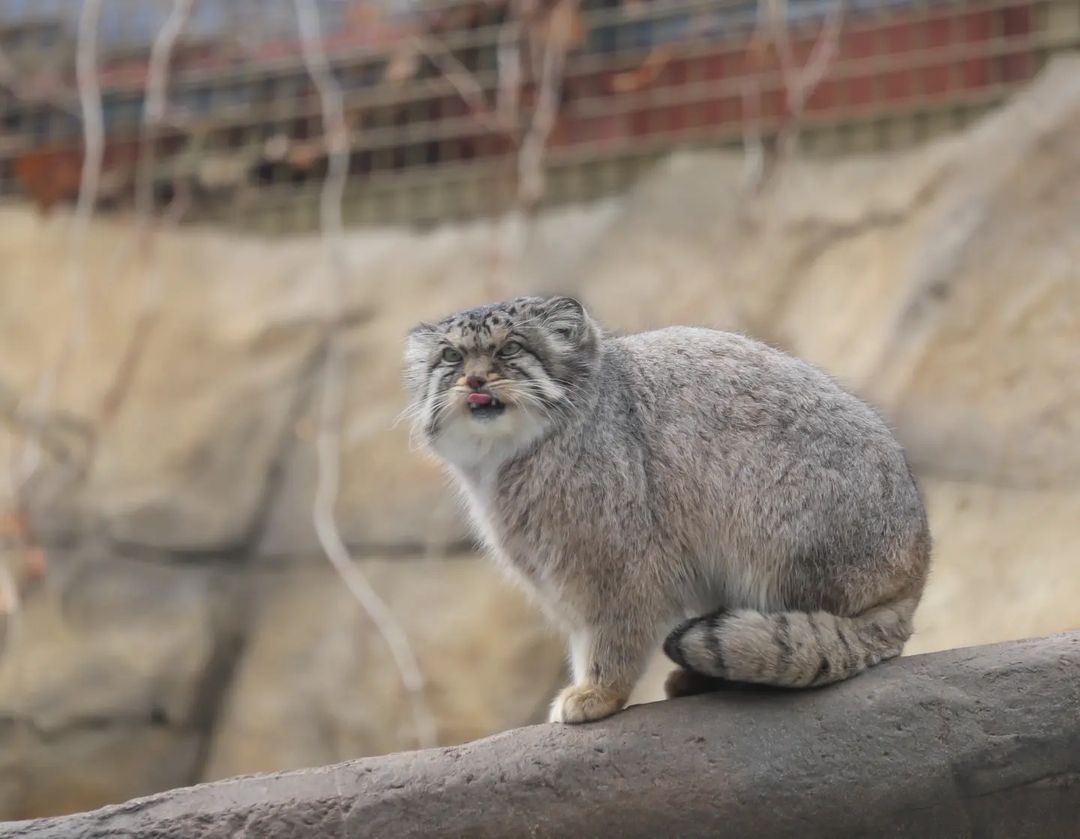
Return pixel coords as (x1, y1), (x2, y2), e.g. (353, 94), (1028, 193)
(0, 554), (242, 820)
(4, 633), (1078, 838)
(0, 57), (1078, 821)
(0, 222), (327, 552)
(905, 479), (1080, 655)
(201, 558), (564, 780)
(0, 551), (565, 818)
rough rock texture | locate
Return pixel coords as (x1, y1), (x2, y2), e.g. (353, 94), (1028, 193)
(0, 554), (242, 817)
(0, 550), (561, 820)
(201, 560), (562, 780)
(0, 57), (1078, 818)
(4, 633), (1079, 839)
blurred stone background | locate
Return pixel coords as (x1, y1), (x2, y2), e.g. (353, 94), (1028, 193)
(0, 0), (1078, 821)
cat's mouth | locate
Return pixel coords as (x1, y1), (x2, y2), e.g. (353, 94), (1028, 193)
(465, 391), (506, 420)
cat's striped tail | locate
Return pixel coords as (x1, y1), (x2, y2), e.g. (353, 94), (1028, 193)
(662, 596), (919, 688)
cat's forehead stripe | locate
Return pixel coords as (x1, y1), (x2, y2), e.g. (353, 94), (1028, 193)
(436, 299), (542, 346)
(446, 320), (512, 348)
(439, 297), (539, 328)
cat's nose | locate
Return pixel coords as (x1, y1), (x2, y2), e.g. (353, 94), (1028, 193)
(465, 374), (487, 390)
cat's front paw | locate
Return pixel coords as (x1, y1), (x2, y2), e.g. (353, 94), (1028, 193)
(549, 684), (626, 724)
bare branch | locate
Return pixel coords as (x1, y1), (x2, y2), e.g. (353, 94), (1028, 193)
(495, 7), (523, 135)
(0, 555), (17, 665)
(13, 0), (104, 496)
(774, 0), (845, 160)
(98, 0), (196, 432)
(747, 0), (846, 184)
(73, 0), (106, 239)
(516, 0), (575, 211)
(1, 380), (93, 467)
(409, 0), (571, 221)
(295, 0), (349, 272)
(741, 84), (766, 187)
(293, 0), (437, 751)
(136, 0), (196, 224)
(412, 35), (503, 133)
(798, 0), (846, 103)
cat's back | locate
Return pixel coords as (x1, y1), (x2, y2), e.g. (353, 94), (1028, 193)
(602, 325), (925, 571)
(606, 325), (897, 451)
(611, 325), (803, 378)
(611, 325), (850, 404)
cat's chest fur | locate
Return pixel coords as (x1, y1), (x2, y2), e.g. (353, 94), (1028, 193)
(457, 430), (664, 619)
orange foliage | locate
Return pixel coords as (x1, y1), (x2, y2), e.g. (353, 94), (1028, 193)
(13, 147), (84, 214)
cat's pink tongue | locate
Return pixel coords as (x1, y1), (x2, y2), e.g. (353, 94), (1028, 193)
(466, 392), (493, 406)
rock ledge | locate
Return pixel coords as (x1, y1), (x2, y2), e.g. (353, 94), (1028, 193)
(3, 632), (1079, 838)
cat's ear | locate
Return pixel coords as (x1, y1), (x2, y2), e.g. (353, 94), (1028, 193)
(406, 321), (440, 349)
(404, 321), (439, 363)
(403, 322), (441, 392)
(537, 296), (588, 341)
(408, 321), (438, 337)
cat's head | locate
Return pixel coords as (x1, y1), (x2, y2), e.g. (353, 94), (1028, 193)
(402, 296), (601, 467)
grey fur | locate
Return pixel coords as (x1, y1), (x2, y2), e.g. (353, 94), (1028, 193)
(402, 297), (931, 722)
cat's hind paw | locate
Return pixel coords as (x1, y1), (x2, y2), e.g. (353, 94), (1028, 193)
(549, 684), (626, 724)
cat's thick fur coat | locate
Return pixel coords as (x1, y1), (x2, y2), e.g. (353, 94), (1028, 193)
(403, 296), (930, 723)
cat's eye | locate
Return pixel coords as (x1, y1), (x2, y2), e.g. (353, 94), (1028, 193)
(441, 347), (462, 364)
(498, 341), (522, 358)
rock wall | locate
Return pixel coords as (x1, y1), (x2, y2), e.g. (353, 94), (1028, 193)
(0, 56), (1078, 819)
(4, 633), (1079, 838)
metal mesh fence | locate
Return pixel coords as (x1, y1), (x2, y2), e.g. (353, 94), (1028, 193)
(0, 0), (1077, 231)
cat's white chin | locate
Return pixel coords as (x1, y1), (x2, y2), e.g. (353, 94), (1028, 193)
(431, 405), (549, 476)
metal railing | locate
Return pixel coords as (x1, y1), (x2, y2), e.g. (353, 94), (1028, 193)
(0, 0), (1076, 230)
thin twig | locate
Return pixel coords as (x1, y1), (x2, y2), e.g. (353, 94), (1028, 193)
(774, 0), (845, 160)
(293, 0), (437, 751)
(748, 0), (845, 185)
(13, 0), (104, 497)
(2, 0), (104, 664)
(136, 0), (196, 225)
(741, 72), (766, 187)
(495, 6), (523, 135)
(741, 0), (772, 188)
(0, 556), (17, 665)
(412, 35), (502, 133)
(796, 0), (846, 103)
(487, 1), (525, 291)
(99, 0), (195, 430)
(489, 0), (575, 294)
(516, 0), (573, 211)
(72, 0), (106, 247)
